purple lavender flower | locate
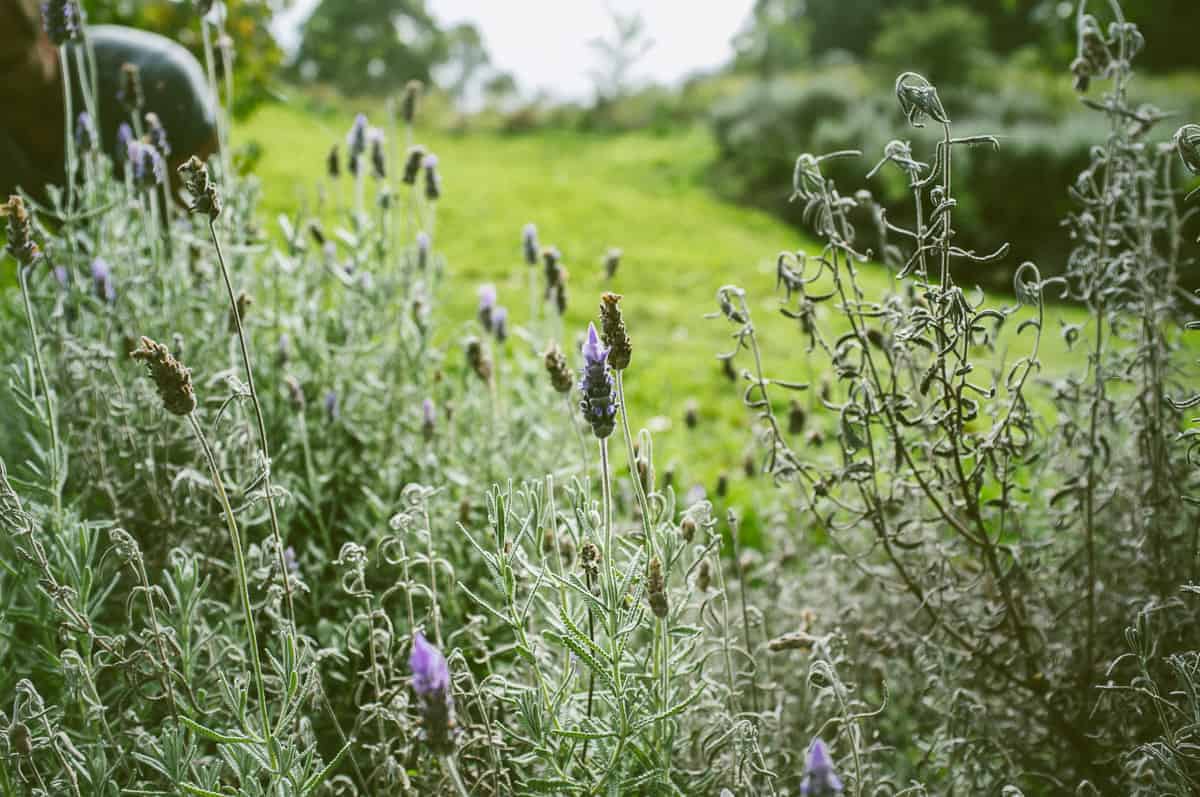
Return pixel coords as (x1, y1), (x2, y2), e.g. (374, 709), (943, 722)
(409, 630), (456, 753)
(478, 284), (497, 330)
(42, 0), (81, 46)
(116, 123), (133, 160)
(127, 140), (165, 189)
(416, 231), (431, 270)
(346, 113), (367, 176)
(422, 398), (436, 441)
(522, 222), (539, 266)
(90, 257), (115, 303)
(423, 153), (441, 201)
(53, 265), (69, 288)
(492, 307), (508, 343)
(283, 545), (299, 574)
(144, 112), (171, 157)
(579, 322), (617, 439)
(367, 127), (386, 179)
(685, 484), (706, 507)
(324, 390), (339, 422)
(75, 113), (95, 153)
(800, 738), (844, 796)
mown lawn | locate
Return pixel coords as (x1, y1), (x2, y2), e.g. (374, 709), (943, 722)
(240, 100), (1095, 516)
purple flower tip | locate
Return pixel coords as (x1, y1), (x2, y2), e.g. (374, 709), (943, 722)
(422, 397), (436, 425)
(493, 306), (508, 326)
(582, 322), (609, 365)
(801, 738), (844, 796)
(409, 630), (450, 697)
(424, 153), (439, 169)
(90, 257), (109, 280)
(478, 283), (497, 310)
(53, 266), (69, 288)
(417, 231), (431, 251)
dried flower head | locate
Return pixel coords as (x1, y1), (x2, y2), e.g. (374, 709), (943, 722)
(401, 79), (423, 124)
(544, 343), (573, 393)
(402, 145), (426, 185)
(788, 400), (807, 435)
(466, 337), (492, 384)
(580, 541), (601, 583)
(895, 72), (948, 128)
(599, 292), (632, 370)
(228, 291), (252, 333)
(679, 516), (696, 542)
(522, 223), (539, 266)
(131, 337), (196, 416)
(144, 112), (170, 157)
(767, 630), (814, 653)
(604, 247), (622, 279)
(118, 62), (144, 113)
(424, 153), (441, 200)
(409, 630), (456, 755)
(647, 557), (668, 619)
(178, 156), (221, 219)
(800, 738), (844, 796)
(3, 196), (41, 267)
(696, 559), (711, 591)
(579, 323), (617, 439)
(42, 0), (81, 46)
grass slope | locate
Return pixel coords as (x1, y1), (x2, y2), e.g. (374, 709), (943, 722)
(245, 102), (1085, 512)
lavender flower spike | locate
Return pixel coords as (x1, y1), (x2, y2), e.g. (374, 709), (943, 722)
(416, 231), (431, 270)
(423, 153), (441, 201)
(800, 738), (844, 796)
(478, 283), (497, 330)
(75, 112), (95, 153)
(409, 630), (456, 753)
(421, 398), (436, 441)
(522, 222), (539, 266)
(492, 306), (508, 343)
(42, 0), (81, 46)
(579, 322), (617, 439)
(91, 257), (115, 303)
(127, 140), (165, 189)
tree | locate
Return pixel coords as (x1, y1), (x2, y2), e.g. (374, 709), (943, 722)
(294, 0), (446, 95)
(587, 6), (654, 103)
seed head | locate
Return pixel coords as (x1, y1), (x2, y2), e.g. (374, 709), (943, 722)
(679, 516), (696, 543)
(178, 156), (221, 219)
(131, 337), (196, 416)
(788, 400), (807, 434)
(580, 541), (602, 583)
(599, 292), (632, 370)
(647, 557), (668, 619)
(118, 62), (144, 113)
(767, 631), (814, 653)
(579, 323), (617, 439)
(3, 196), (41, 267)
(401, 80), (423, 125)
(544, 343), (573, 393)
(522, 223), (539, 265)
(42, 0), (81, 46)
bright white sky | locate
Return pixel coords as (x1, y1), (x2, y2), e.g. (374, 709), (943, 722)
(272, 1), (756, 100)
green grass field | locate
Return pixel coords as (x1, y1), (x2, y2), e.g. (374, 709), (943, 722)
(241, 100), (1090, 511)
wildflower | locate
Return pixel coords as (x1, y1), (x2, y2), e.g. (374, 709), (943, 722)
(422, 398), (436, 441)
(599, 292), (632, 371)
(685, 484), (705, 507)
(324, 390), (339, 422)
(368, 127), (386, 179)
(409, 630), (456, 754)
(178, 156), (221, 219)
(116, 122), (133, 161)
(800, 739), (843, 796)
(1174, 125), (1200, 175)
(604, 247), (621, 279)
(3, 195), (41, 267)
(144, 112), (170, 157)
(465, 337), (492, 384)
(579, 323), (617, 439)
(75, 112), (95, 153)
(53, 265), (69, 288)
(894, 72), (948, 128)
(492, 307), (508, 343)
(131, 337), (196, 416)
(401, 79), (423, 125)
(283, 545), (299, 574)
(647, 557), (668, 619)
(424, 153), (441, 200)
(90, 257), (115, 303)
(118, 62), (144, 113)
(402, 146), (425, 185)
(326, 144), (340, 178)
(41, 0), (81, 46)
(478, 284), (497, 330)
(522, 223), (539, 266)
(127, 140), (165, 189)
(346, 113), (368, 175)
(416, 231), (431, 270)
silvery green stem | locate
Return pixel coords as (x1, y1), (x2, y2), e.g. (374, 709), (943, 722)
(17, 265), (62, 524)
